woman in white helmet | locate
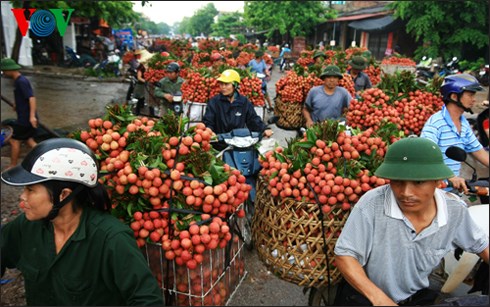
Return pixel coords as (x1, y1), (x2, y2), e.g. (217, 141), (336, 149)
(0, 138), (163, 306)
(202, 69), (272, 150)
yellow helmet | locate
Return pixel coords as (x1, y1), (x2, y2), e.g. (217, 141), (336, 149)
(217, 69), (241, 84)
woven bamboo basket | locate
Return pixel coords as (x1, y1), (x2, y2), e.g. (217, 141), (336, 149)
(274, 96), (304, 130)
(252, 176), (350, 288)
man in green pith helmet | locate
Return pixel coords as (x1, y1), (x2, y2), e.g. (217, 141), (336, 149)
(303, 65), (352, 128)
(348, 55), (372, 96)
(334, 136), (489, 306)
(1, 58), (38, 170)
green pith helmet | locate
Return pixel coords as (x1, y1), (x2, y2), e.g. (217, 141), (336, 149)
(362, 50), (372, 60)
(1, 58), (21, 71)
(313, 51), (325, 60)
(374, 137), (454, 181)
(349, 56), (367, 70)
(319, 65), (343, 79)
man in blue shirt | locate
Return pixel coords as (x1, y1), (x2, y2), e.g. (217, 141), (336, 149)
(279, 44), (291, 72)
(248, 50), (273, 111)
(1, 58), (38, 169)
(421, 74), (489, 193)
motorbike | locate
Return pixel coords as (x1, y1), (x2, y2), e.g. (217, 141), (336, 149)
(466, 106), (489, 149)
(215, 128), (263, 250)
(32, 40), (51, 65)
(0, 124), (13, 147)
(441, 146), (489, 296)
(416, 56), (437, 82)
(124, 66), (148, 115)
(64, 46), (97, 68)
(257, 72), (268, 96)
(170, 91), (183, 115)
(150, 89), (184, 117)
(439, 56), (460, 77)
(477, 64), (489, 87)
(92, 51), (122, 77)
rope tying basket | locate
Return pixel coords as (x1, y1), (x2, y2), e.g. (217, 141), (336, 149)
(253, 176), (350, 288)
(274, 96), (305, 130)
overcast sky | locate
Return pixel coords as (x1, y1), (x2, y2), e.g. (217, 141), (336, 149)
(131, 1), (245, 25)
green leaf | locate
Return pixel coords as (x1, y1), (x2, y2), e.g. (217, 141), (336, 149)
(306, 128), (317, 143)
(126, 202), (133, 218)
(295, 141), (315, 149)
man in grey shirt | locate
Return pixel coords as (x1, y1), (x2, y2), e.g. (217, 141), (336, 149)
(303, 65), (352, 127)
(334, 137), (489, 305)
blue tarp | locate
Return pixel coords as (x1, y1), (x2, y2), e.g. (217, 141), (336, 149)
(113, 28), (134, 50)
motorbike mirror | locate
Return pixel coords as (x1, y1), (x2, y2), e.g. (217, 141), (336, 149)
(445, 146), (467, 162)
(446, 146), (477, 182)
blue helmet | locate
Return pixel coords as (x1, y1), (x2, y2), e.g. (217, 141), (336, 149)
(440, 74), (483, 102)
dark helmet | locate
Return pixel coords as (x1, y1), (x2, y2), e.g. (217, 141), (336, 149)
(1, 138), (98, 187)
(440, 74), (483, 102)
(166, 62), (180, 73)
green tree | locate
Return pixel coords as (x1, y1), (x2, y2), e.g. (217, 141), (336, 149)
(187, 3), (219, 36)
(176, 17), (191, 36)
(389, 0), (489, 61)
(243, 1), (336, 40)
(156, 22), (171, 36)
(211, 12), (245, 38)
(138, 17), (171, 36)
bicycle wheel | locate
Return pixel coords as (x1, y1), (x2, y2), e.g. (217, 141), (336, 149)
(308, 285), (338, 306)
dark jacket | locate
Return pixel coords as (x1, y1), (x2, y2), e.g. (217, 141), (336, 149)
(203, 92), (266, 150)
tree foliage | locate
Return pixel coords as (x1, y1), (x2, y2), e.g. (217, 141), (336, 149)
(187, 3), (219, 37)
(211, 12), (245, 38)
(389, 0), (489, 60)
(243, 1), (336, 38)
(137, 15), (171, 35)
(176, 17), (191, 36)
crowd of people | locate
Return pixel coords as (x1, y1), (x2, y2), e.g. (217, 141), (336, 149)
(1, 42), (489, 305)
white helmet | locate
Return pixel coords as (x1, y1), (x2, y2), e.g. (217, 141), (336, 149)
(1, 138), (98, 187)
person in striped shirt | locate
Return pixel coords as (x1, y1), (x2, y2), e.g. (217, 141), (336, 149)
(421, 74), (489, 194)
